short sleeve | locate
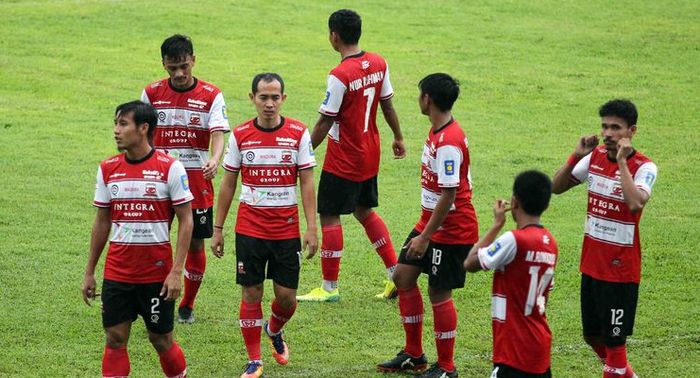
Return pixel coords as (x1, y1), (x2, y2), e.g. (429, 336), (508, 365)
(222, 132), (241, 172)
(436, 145), (462, 188)
(167, 161), (194, 206)
(319, 74), (346, 116)
(379, 65), (394, 100)
(634, 162), (658, 195)
(297, 129), (316, 170)
(571, 152), (592, 183)
(477, 231), (517, 271)
(140, 89), (150, 104)
(93, 166), (111, 207)
(208, 92), (231, 133)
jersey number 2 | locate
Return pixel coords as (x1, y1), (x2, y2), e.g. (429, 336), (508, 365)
(362, 87), (375, 133)
(525, 266), (553, 316)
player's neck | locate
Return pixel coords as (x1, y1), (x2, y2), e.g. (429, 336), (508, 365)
(339, 45), (362, 59)
(125, 143), (153, 162)
(515, 213), (541, 229)
(430, 112), (453, 132)
(255, 115), (283, 130)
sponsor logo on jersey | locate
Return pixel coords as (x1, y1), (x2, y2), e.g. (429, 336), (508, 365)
(189, 114), (201, 126)
(276, 137), (298, 147)
(543, 234), (550, 245)
(361, 60), (370, 69)
(280, 151), (293, 164)
(158, 111), (167, 122)
(290, 123), (303, 132)
(245, 151), (255, 162)
(142, 170), (163, 179)
(645, 172), (656, 186)
(109, 172), (126, 178)
(237, 261), (246, 274)
(444, 160), (455, 176)
(222, 105), (228, 120)
(153, 100), (170, 105)
(180, 175), (189, 190)
(144, 183), (157, 197)
(322, 91), (330, 105)
(309, 144), (314, 156)
(487, 241), (502, 256)
(187, 98), (207, 109)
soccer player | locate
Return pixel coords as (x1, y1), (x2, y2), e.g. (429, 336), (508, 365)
(210, 73), (318, 378)
(552, 99), (656, 378)
(377, 73), (478, 378)
(141, 34), (230, 324)
(297, 8), (406, 302)
(464, 170), (558, 378)
(81, 101), (193, 378)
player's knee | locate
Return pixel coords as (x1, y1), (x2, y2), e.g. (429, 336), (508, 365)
(427, 287), (451, 303)
(189, 238), (204, 251)
(105, 330), (128, 349)
(148, 332), (173, 353)
(241, 284), (264, 303)
(352, 207), (372, 222)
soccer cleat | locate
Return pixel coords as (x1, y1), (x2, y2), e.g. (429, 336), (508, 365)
(240, 361), (263, 378)
(416, 363), (458, 378)
(264, 321), (289, 365)
(177, 306), (195, 324)
(377, 350), (428, 373)
(375, 279), (398, 300)
(296, 287), (340, 302)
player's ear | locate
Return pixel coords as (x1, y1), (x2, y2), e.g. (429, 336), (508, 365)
(628, 124), (637, 137)
(191, 55), (196, 66)
(281, 93), (288, 102)
(249, 92), (255, 102)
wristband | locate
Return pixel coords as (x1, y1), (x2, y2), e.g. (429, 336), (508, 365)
(567, 153), (582, 167)
(213, 225), (224, 230)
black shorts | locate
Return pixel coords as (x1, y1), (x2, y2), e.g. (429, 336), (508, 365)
(397, 229), (471, 290)
(235, 233), (302, 289)
(192, 207), (213, 239)
(580, 274), (639, 346)
(317, 170), (378, 215)
(492, 364), (552, 378)
(101, 279), (174, 334)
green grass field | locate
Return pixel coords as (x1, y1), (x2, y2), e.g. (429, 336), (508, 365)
(1, 0), (699, 376)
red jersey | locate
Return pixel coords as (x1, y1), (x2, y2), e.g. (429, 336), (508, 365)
(571, 146), (657, 283)
(222, 117), (316, 240)
(94, 150), (193, 283)
(478, 225), (559, 374)
(318, 51), (393, 182)
(141, 78), (230, 209)
(415, 119), (478, 244)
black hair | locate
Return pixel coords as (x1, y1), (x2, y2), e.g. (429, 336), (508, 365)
(513, 170), (552, 216)
(599, 99), (637, 127)
(161, 34), (194, 61)
(115, 100), (158, 141)
(328, 9), (362, 45)
(418, 73), (460, 112)
(251, 73), (285, 94)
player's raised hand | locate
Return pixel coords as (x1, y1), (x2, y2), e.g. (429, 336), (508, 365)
(575, 135), (599, 157)
(392, 139), (407, 159)
(303, 228), (318, 259)
(81, 274), (97, 306)
(202, 159), (218, 180)
(211, 229), (225, 258)
(493, 199), (511, 228)
(160, 270), (182, 301)
(616, 137), (634, 162)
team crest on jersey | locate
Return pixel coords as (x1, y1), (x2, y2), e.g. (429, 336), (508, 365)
(444, 160), (455, 176)
(487, 241), (502, 256)
(180, 175), (189, 190)
(361, 60), (370, 69)
(144, 183), (157, 197)
(279, 151), (293, 164)
(543, 235), (550, 245)
(610, 184), (623, 197)
(189, 114), (201, 126)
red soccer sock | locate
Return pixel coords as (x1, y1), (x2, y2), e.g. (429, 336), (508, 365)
(240, 300), (263, 361)
(268, 299), (297, 334)
(360, 212), (398, 269)
(320, 224), (343, 282)
(433, 298), (457, 372)
(180, 246), (206, 310)
(603, 344), (629, 378)
(102, 345), (130, 378)
(158, 341), (187, 378)
(398, 286), (424, 358)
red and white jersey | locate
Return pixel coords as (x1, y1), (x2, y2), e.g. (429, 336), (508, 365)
(571, 146), (657, 283)
(222, 117), (315, 240)
(478, 225), (559, 374)
(94, 150), (193, 284)
(141, 78), (230, 209)
(318, 51), (393, 182)
(415, 119), (478, 244)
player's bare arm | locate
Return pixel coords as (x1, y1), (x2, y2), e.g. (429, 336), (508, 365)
(464, 200), (510, 272)
(310, 114), (335, 148)
(211, 170), (239, 258)
(161, 202), (193, 301)
(202, 130), (225, 180)
(299, 168), (319, 259)
(379, 98), (406, 159)
(406, 187), (457, 260)
(552, 135), (599, 194)
(616, 137), (650, 213)
(82, 207), (111, 305)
